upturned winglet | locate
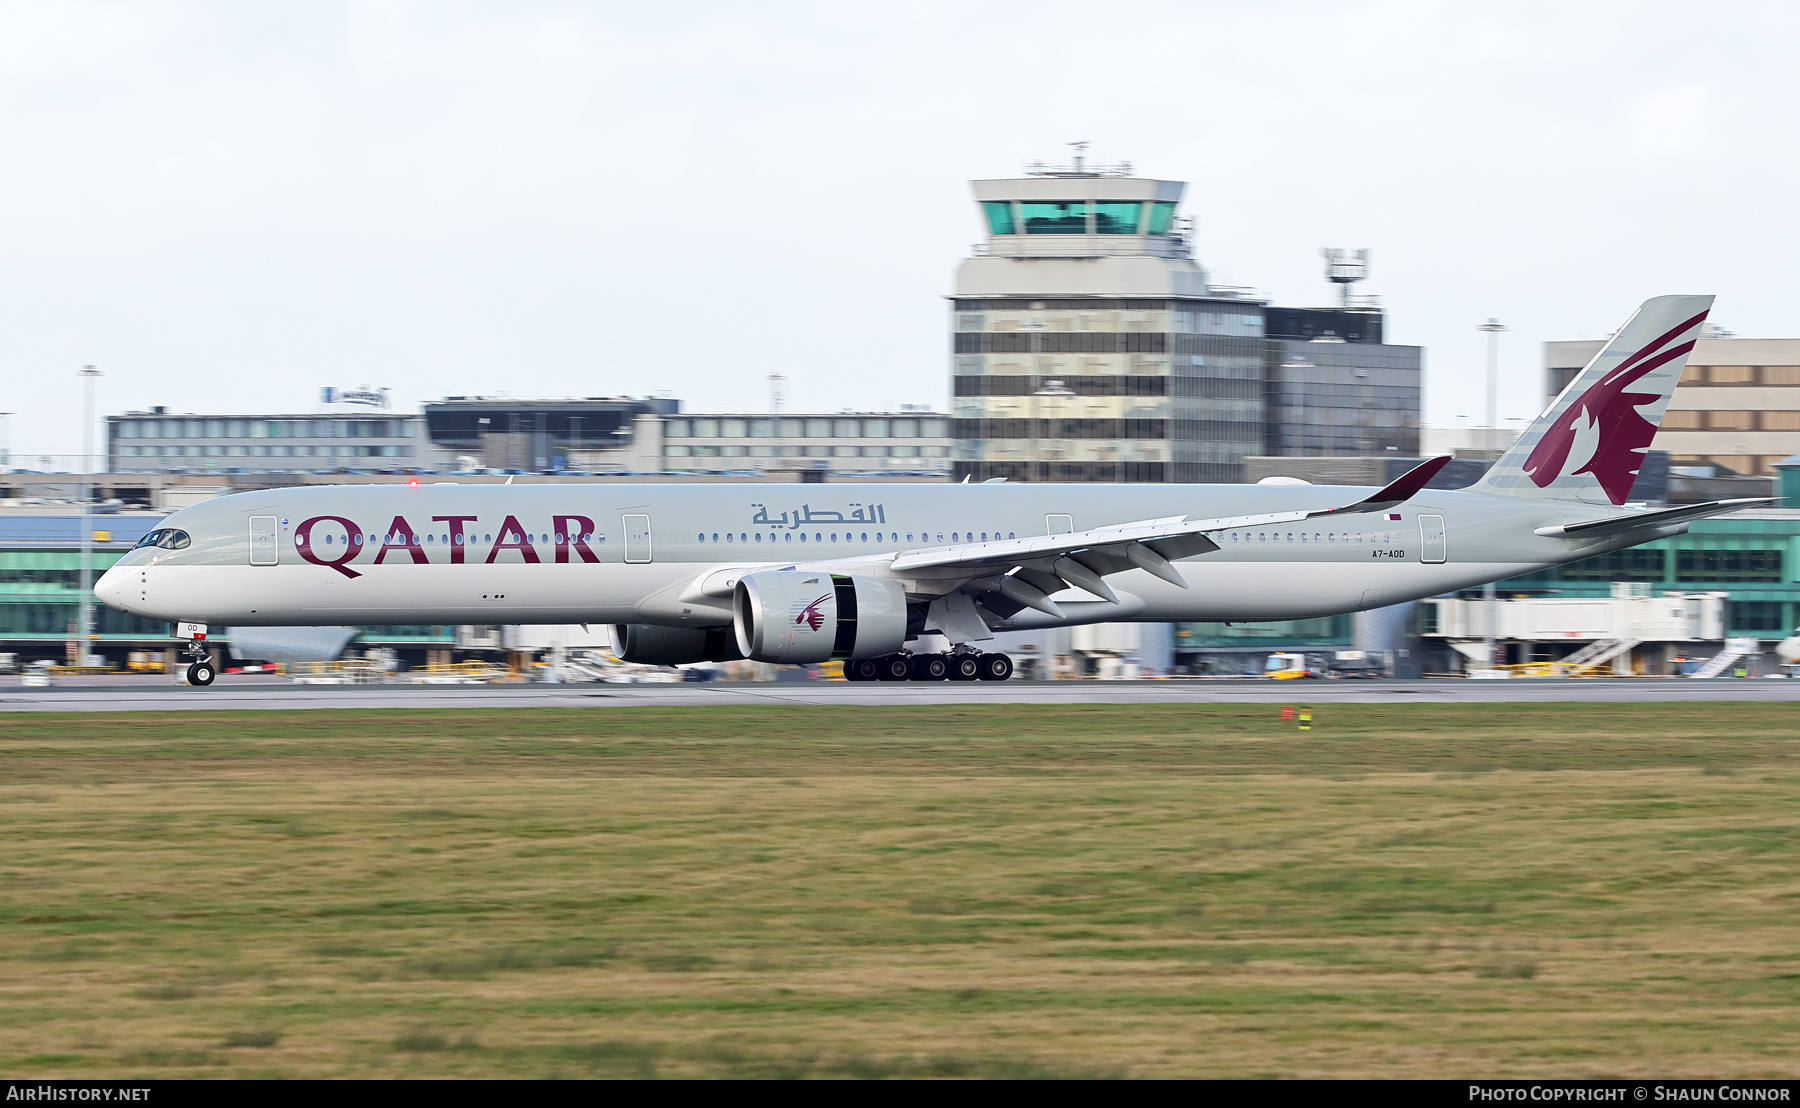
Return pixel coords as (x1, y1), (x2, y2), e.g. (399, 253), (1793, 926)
(1314, 455), (1452, 516)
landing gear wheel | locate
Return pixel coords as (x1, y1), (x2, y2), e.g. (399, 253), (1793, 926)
(908, 654), (949, 682)
(976, 653), (1013, 682)
(876, 655), (911, 681)
(947, 654), (982, 681)
(186, 662), (216, 686)
(845, 658), (881, 682)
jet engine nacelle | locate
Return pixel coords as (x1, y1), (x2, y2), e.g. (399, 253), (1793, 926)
(733, 571), (907, 664)
(609, 624), (744, 666)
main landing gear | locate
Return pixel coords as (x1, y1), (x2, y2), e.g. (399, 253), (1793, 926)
(844, 652), (1013, 683)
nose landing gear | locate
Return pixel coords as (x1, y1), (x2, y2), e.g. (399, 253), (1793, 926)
(181, 639), (216, 687)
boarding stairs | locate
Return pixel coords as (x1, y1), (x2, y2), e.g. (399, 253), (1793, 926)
(410, 660), (510, 685)
(1555, 638), (1641, 676)
(1689, 644), (1751, 680)
(287, 659), (385, 685)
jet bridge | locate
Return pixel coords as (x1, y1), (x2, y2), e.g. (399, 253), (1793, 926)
(1422, 583), (1733, 676)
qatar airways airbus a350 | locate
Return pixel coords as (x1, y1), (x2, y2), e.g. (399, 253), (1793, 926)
(98, 295), (1770, 686)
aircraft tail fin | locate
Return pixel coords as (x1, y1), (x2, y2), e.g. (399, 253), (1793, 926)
(1475, 294), (1713, 505)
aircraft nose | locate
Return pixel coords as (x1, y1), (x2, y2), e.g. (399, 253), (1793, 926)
(95, 566), (130, 611)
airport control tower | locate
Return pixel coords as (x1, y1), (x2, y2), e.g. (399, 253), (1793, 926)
(950, 149), (1267, 483)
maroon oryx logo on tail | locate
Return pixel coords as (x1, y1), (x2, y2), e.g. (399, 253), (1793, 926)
(1523, 308), (1708, 505)
(794, 594), (831, 632)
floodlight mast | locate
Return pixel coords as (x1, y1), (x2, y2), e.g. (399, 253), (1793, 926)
(78, 365), (102, 669)
(1475, 317), (1508, 671)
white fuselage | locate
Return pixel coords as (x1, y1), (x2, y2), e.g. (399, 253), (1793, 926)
(96, 480), (1626, 634)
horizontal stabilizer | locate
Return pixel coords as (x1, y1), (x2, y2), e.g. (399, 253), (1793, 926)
(1532, 498), (1778, 538)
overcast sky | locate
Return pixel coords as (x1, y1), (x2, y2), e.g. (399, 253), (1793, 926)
(4, 0), (1798, 460)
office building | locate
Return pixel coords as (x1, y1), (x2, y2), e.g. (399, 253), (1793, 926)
(657, 411), (950, 478)
(1262, 307), (1422, 457)
(109, 408), (434, 474)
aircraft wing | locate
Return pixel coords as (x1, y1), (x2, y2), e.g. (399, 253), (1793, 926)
(1532, 497), (1779, 539)
(873, 456), (1454, 617)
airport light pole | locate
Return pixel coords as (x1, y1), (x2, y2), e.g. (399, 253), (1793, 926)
(1476, 319), (1507, 668)
(78, 366), (102, 667)
(1478, 318), (1507, 451)
(0, 411), (12, 469)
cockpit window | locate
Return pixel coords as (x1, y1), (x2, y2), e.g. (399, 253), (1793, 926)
(133, 529), (191, 550)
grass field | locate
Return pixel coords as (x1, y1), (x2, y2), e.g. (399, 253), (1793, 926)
(1, 702), (1797, 1078)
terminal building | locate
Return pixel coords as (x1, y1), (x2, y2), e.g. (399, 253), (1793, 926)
(100, 395), (950, 482)
(949, 155), (1421, 484)
(109, 407), (433, 474)
(656, 411), (950, 478)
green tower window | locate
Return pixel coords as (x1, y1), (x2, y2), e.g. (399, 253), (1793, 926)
(1093, 202), (1142, 235)
(981, 201), (1016, 235)
(1146, 201), (1178, 235)
(1020, 201), (1089, 234)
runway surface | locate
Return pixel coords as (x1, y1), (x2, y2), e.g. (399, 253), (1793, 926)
(3, 673), (1797, 711)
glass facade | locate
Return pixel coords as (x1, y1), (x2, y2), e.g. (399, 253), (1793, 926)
(109, 415), (424, 473)
(658, 414), (950, 473)
(950, 297), (1270, 483)
(1092, 202), (1141, 235)
(1263, 340), (1423, 457)
(1020, 201), (1088, 234)
(984, 201), (1170, 237)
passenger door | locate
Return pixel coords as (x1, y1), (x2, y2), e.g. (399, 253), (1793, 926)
(249, 516), (278, 566)
(1418, 514), (1446, 564)
(623, 514), (652, 564)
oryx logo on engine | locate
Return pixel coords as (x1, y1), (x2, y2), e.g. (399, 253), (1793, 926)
(794, 594), (831, 632)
